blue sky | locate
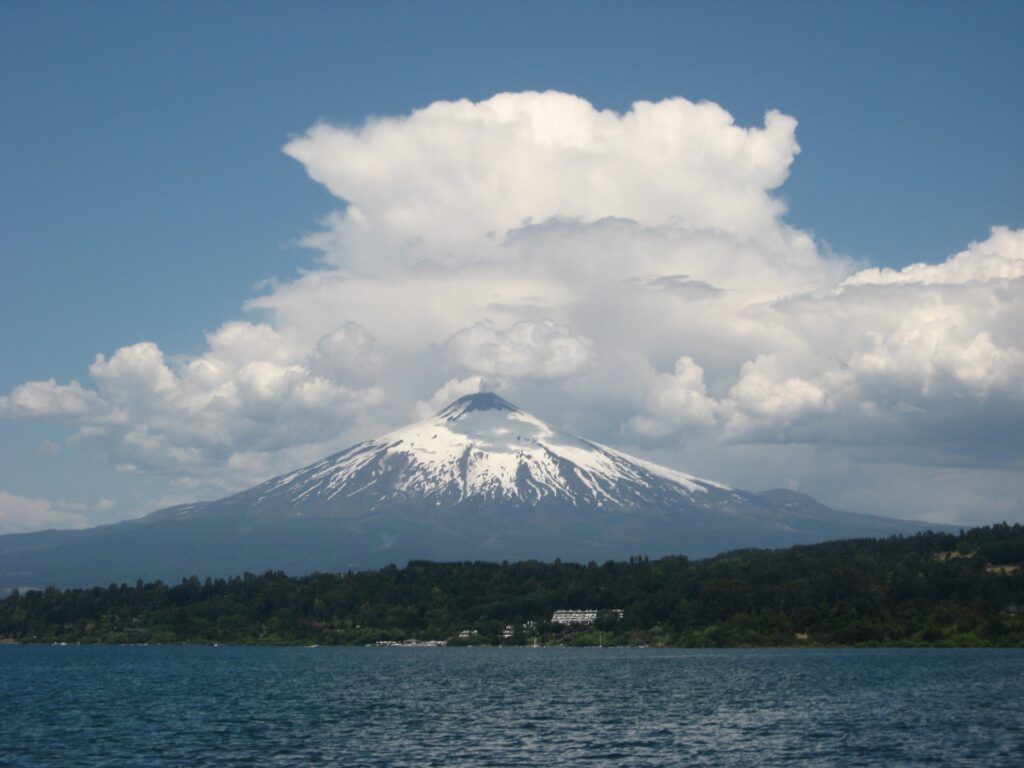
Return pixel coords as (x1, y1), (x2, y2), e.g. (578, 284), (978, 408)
(1, 0), (1022, 531)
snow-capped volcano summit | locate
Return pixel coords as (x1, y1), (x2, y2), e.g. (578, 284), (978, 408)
(245, 392), (727, 513)
(437, 391), (520, 417)
(0, 393), (952, 588)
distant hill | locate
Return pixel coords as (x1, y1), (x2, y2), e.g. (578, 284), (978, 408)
(0, 393), (957, 589)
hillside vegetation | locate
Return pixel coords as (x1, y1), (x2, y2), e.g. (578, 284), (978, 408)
(2, 525), (1022, 647)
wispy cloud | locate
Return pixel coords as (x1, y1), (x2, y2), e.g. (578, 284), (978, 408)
(0, 491), (115, 534)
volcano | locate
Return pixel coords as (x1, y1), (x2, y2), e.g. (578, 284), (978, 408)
(0, 393), (949, 588)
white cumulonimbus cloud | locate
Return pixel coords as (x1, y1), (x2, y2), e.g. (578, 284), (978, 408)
(2, 91), (1021, 522)
(444, 320), (595, 378)
(282, 92), (801, 264)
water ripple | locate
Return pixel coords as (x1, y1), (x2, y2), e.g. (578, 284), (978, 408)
(2, 647), (1022, 767)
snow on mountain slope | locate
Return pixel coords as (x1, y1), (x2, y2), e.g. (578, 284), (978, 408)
(241, 392), (730, 513)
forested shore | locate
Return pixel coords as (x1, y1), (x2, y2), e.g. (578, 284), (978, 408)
(2, 524), (1022, 647)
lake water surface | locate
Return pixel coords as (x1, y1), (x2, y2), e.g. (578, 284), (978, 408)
(2, 646), (1022, 766)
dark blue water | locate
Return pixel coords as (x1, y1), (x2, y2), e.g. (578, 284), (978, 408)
(2, 647), (1022, 767)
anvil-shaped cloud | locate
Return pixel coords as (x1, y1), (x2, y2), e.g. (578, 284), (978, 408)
(2, 91), (1021, 529)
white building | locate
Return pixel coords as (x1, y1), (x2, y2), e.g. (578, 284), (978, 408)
(550, 609), (624, 625)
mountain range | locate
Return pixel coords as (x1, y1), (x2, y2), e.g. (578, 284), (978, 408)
(0, 393), (952, 588)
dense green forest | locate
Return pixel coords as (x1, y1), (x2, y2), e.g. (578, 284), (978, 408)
(2, 525), (1022, 647)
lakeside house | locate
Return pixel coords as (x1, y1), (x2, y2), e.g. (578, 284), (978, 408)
(551, 609), (624, 625)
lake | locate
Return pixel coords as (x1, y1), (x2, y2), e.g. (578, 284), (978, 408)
(2, 646), (1022, 766)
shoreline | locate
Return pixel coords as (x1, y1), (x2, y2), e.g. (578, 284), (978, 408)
(4, 639), (1023, 650)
